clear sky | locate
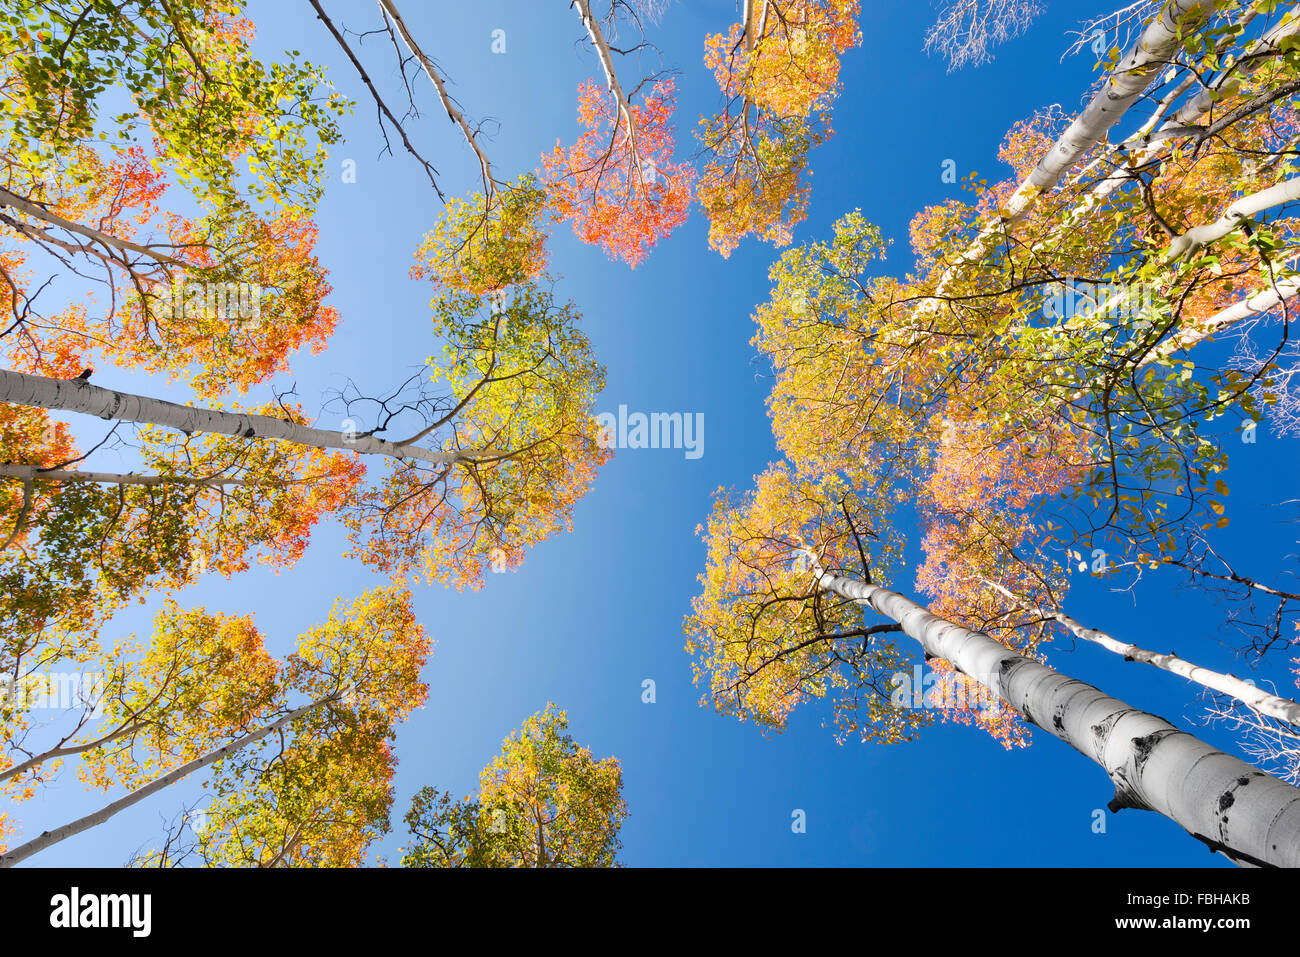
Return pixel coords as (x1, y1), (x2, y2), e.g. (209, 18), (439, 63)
(14, 0), (1300, 867)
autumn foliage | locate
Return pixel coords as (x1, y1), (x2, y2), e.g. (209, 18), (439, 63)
(543, 79), (694, 267)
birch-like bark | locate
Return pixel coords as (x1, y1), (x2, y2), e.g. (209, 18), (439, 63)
(0, 464), (256, 488)
(1028, 0), (1224, 192)
(1035, 10), (1300, 253)
(1166, 177), (1300, 262)
(985, 580), (1300, 728)
(0, 692), (338, 867)
(0, 722), (137, 787)
(0, 186), (187, 268)
(0, 369), (458, 467)
(571, 0), (644, 165)
(1148, 269), (1300, 361)
(810, 562), (1300, 867)
(377, 0), (496, 196)
(741, 0), (756, 48)
(920, 0), (1225, 316)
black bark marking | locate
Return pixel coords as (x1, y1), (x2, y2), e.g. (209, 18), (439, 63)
(1216, 773), (1261, 823)
(994, 656), (1035, 723)
(1189, 831), (1277, 869)
(242, 427), (255, 437)
(1089, 708), (1128, 761)
(1130, 728), (1178, 777)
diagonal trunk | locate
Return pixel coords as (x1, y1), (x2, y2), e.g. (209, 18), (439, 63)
(919, 0), (1226, 318)
(1025, 0), (1225, 193)
(377, 0), (496, 196)
(0, 368), (457, 467)
(0, 722), (139, 787)
(0, 186), (187, 268)
(1166, 177), (1300, 263)
(1147, 268), (1300, 362)
(986, 580), (1300, 728)
(0, 464), (258, 488)
(812, 563), (1300, 867)
(571, 0), (645, 167)
(0, 692), (338, 867)
(1031, 11), (1300, 257)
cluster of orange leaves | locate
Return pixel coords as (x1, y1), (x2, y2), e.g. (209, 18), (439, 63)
(1, 139), (338, 397)
(543, 79), (694, 268)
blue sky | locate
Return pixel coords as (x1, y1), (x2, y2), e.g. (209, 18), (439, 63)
(13, 0), (1300, 867)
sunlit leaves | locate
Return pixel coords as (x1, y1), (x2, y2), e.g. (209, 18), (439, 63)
(0, 0), (347, 209)
(686, 463), (922, 742)
(695, 0), (861, 256)
(346, 284), (608, 589)
(138, 587), (429, 868)
(410, 175), (549, 296)
(543, 79), (694, 267)
(402, 704), (625, 868)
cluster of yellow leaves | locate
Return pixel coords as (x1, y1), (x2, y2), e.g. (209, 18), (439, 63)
(403, 704), (626, 868)
(345, 286), (608, 590)
(123, 586), (430, 868)
(410, 175), (550, 295)
(686, 463), (923, 743)
(696, 0), (861, 257)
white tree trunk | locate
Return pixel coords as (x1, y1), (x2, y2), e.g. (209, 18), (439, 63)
(919, 0), (1225, 318)
(0, 368), (457, 466)
(0, 464), (255, 488)
(1149, 268), (1300, 361)
(0, 723), (137, 787)
(377, 0), (497, 194)
(1027, 0), (1224, 193)
(1036, 11), (1300, 253)
(0, 186), (185, 268)
(812, 564), (1300, 867)
(571, 0), (644, 162)
(1166, 177), (1300, 262)
(0, 692), (337, 867)
(986, 580), (1300, 728)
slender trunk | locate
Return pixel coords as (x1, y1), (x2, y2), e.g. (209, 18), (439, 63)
(986, 580), (1300, 729)
(1034, 12), (1300, 255)
(0, 186), (186, 268)
(742, 0), (757, 51)
(1166, 177), (1300, 262)
(0, 368), (457, 467)
(1149, 268), (1300, 361)
(812, 564), (1300, 867)
(0, 464), (256, 488)
(0, 475), (32, 550)
(1027, 0), (1224, 193)
(0, 692), (336, 867)
(0, 722), (137, 786)
(377, 0), (496, 195)
(919, 0), (1225, 318)
(571, 0), (644, 161)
